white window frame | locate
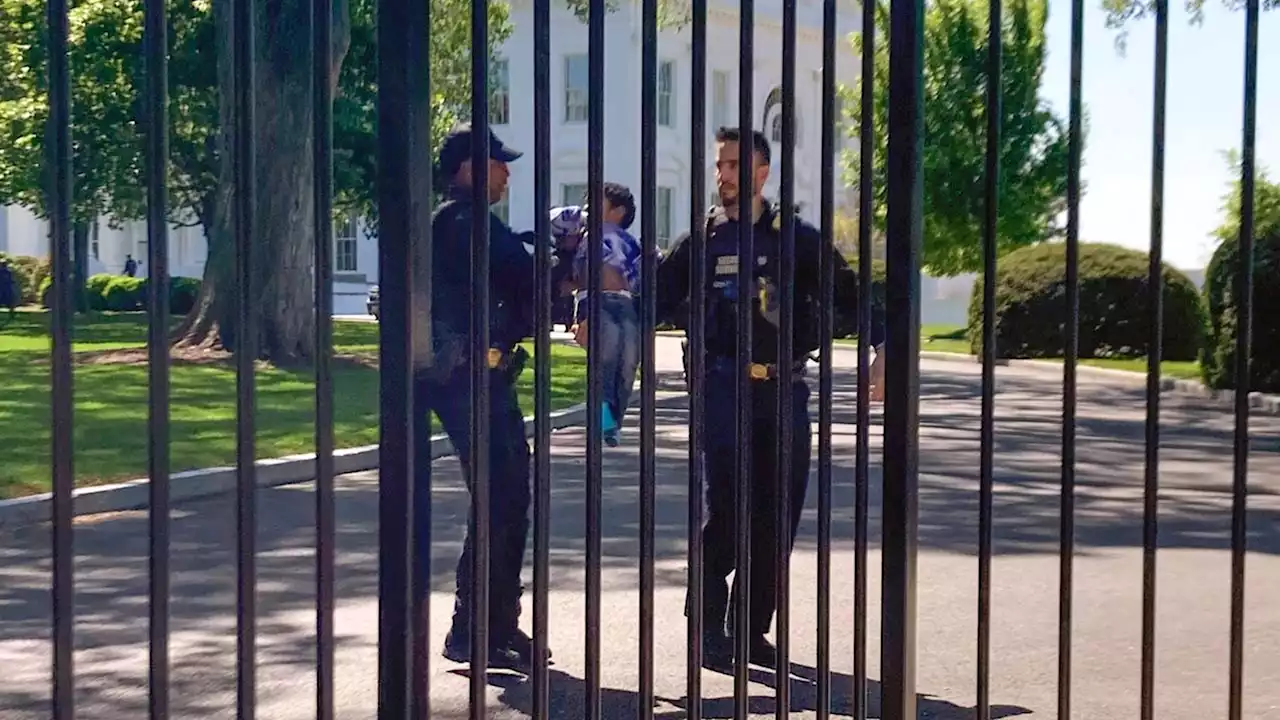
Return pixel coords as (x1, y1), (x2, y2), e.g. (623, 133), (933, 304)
(658, 60), (675, 127)
(711, 70), (730, 129)
(657, 186), (674, 248)
(562, 183), (588, 207)
(564, 54), (589, 123)
(490, 57), (510, 125)
(335, 213), (359, 273)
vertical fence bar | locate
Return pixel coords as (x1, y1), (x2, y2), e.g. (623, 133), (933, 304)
(312, 0), (336, 711)
(232, 0), (259, 710)
(467, 0), (493, 712)
(734, 0), (755, 712)
(584, 0), (606, 716)
(1140, 0), (1168, 717)
(143, 0), (172, 710)
(144, 0), (174, 707)
(1227, 0), (1259, 716)
(819, 0), (839, 712)
(686, 0), (708, 713)
(532, 0), (553, 711)
(1059, 0), (1084, 712)
(976, 0), (1001, 714)
(881, 0), (924, 710)
(817, 0), (839, 717)
(46, 0), (74, 708)
(776, 0), (798, 716)
(375, 0), (418, 707)
(639, 0), (659, 714)
(853, 0), (874, 715)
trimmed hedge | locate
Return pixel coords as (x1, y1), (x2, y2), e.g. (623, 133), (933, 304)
(968, 242), (1205, 361)
(1201, 224), (1280, 392)
(40, 273), (201, 315)
(0, 253), (48, 304)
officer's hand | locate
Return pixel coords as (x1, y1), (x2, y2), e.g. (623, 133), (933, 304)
(869, 345), (886, 402)
(572, 321), (588, 348)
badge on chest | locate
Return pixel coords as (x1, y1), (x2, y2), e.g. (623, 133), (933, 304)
(714, 254), (770, 276)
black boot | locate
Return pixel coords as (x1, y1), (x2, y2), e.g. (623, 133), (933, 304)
(441, 623), (529, 673)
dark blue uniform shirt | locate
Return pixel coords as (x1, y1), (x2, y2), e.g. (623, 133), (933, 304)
(654, 202), (885, 365)
(429, 189), (537, 364)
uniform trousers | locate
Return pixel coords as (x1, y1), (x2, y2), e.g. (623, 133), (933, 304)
(413, 361), (531, 646)
(692, 359), (812, 639)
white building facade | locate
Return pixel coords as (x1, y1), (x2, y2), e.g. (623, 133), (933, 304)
(0, 0), (862, 316)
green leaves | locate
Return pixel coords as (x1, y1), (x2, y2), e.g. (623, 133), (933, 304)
(842, 0), (1071, 277)
(0, 0), (512, 232)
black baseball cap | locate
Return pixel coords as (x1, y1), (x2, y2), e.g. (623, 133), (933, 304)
(435, 124), (522, 182)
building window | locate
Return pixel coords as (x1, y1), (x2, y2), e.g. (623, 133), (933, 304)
(335, 213), (359, 272)
(562, 183), (588, 207)
(90, 222), (100, 260)
(490, 58), (510, 125)
(564, 54), (588, 123)
(492, 193), (510, 224)
(658, 60), (675, 127)
(771, 114), (783, 143)
(657, 186), (673, 248)
(712, 70), (730, 129)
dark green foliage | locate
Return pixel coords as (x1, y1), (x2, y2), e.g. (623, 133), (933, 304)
(0, 254), (50, 304)
(1200, 166), (1280, 392)
(968, 242), (1206, 361)
(41, 273), (202, 315)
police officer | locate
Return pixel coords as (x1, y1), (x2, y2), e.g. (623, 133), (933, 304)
(415, 123), (546, 672)
(575, 126), (886, 667)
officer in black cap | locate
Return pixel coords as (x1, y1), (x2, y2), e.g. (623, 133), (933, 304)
(414, 122), (546, 672)
(575, 126), (886, 668)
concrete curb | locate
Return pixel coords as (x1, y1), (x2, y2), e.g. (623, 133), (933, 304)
(888, 348), (1280, 416)
(0, 401), (591, 532)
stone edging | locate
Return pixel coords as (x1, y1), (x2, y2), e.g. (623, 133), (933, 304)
(0, 401), (591, 531)
(910, 349), (1280, 416)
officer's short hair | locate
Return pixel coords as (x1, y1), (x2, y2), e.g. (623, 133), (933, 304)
(586, 182), (636, 230)
(714, 126), (772, 166)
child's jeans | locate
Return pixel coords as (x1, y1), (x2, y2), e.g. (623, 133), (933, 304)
(593, 291), (641, 441)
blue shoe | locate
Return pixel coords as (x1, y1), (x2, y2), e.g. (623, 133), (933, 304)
(601, 403), (618, 434)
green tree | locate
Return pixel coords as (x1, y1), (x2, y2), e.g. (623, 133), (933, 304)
(841, 0), (1072, 277)
(1101, 0), (1276, 44)
(0, 0), (509, 361)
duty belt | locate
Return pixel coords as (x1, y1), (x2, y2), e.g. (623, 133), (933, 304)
(707, 356), (806, 381)
(747, 361), (807, 381)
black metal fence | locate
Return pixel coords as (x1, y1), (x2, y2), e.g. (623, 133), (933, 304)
(31, 0), (1263, 715)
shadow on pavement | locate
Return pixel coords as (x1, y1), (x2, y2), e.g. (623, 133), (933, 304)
(469, 662), (1033, 719)
(1, 362), (1278, 718)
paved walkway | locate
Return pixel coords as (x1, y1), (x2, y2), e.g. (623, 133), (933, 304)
(3, 340), (1280, 719)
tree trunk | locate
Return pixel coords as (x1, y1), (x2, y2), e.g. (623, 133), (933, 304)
(174, 0), (351, 364)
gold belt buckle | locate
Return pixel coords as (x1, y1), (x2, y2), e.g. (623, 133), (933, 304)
(487, 348), (503, 369)
(749, 363), (770, 380)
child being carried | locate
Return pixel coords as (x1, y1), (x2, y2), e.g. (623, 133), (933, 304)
(549, 182), (644, 447)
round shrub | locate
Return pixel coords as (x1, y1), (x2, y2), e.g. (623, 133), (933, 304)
(169, 277), (202, 315)
(85, 274), (115, 311)
(102, 276), (146, 311)
(0, 252), (32, 305)
(38, 276), (54, 308)
(1201, 225), (1280, 392)
(968, 242), (1206, 361)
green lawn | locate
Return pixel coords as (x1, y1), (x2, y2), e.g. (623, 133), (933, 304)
(837, 324), (1204, 381)
(0, 310), (587, 498)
